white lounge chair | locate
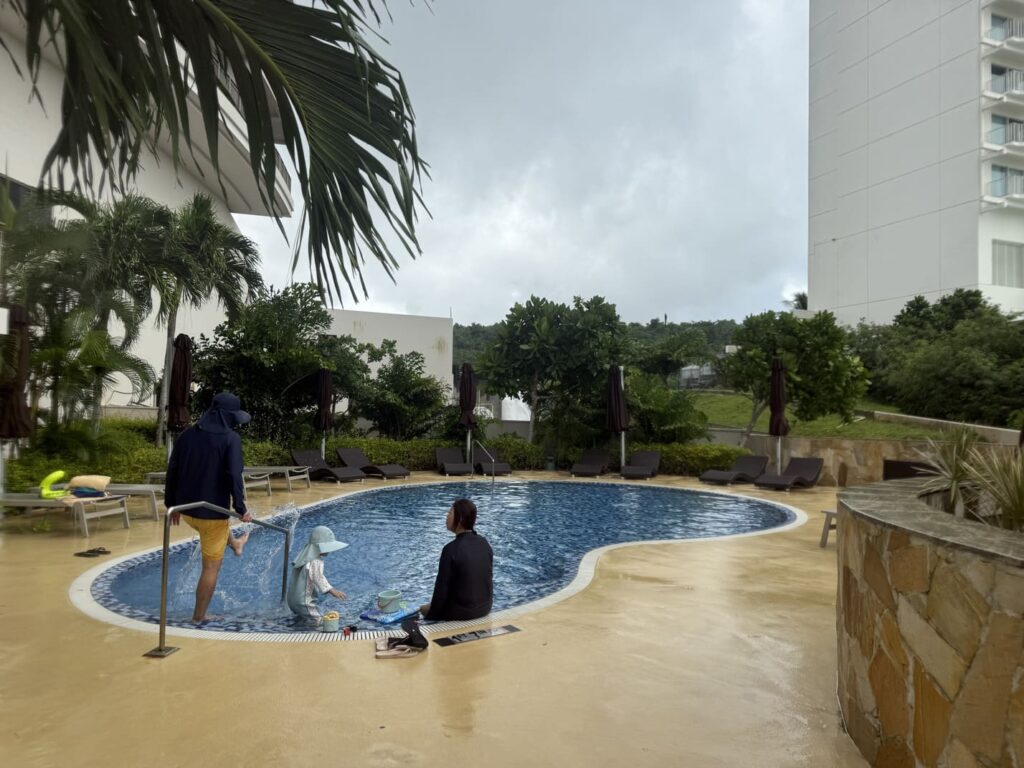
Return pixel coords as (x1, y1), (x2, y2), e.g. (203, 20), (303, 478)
(0, 493), (130, 536)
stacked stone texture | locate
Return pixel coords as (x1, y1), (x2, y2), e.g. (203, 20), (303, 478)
(837, 511), (1024, 768)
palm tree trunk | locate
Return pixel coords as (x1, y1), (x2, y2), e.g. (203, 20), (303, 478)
(156, 304), (179, 447)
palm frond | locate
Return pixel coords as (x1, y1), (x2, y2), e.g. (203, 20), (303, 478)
(12, 0), (426, 302)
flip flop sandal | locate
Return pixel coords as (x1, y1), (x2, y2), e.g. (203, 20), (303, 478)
(74, 550), (101, 557)
(87, 547), (111, 555)
(375, 645), (423, 659)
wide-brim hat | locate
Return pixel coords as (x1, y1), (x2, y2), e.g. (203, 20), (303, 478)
(293, 525), (348, 567)
(211, 391), (251, 427)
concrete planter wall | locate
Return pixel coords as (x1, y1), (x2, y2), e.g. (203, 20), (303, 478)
(836, 480), (1024, 767)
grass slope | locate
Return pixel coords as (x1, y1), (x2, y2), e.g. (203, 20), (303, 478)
(693, 392), (944, 441)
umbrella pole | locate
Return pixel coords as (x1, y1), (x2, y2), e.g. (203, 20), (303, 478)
(166, 434), (174, 461)
(466, 429), (472, 465)
(320, 433), (326, 461)
(776, 436), (783, 473)
(0, 439), (5, 496)
(620, 366), (626, 468)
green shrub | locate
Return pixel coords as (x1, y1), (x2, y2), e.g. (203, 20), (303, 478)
(324, 437), (452, 471)
(242, 440), (291, 466)
(7, 444), (168, 491)
(484, 434), (544, 470)
(102, 418), (159, 441)
(630, 442), (750, 476)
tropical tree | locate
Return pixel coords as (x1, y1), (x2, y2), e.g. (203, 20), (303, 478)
(6, 0), (426, 300)
(715, 310), (868, 441)
(192, 284), (369, 442)
(786, 291), (809, 310)
(354, 340), (449, 440)
(479, 296), (627, 443)
(155, 194), (263, 446)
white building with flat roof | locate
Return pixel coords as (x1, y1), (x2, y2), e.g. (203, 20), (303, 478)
(808, 0), (1024, 325)
(0, 6), (291, 404)
(329, 309), (454, 397)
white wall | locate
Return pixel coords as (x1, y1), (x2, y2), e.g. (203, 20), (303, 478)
(809, 0), (992, 326)
(329, 309), (454, 399)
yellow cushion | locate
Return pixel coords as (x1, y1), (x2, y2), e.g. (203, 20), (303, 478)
(67, 474), (111, 491)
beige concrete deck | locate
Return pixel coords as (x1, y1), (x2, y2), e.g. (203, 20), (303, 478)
(0, 473), (866, 767)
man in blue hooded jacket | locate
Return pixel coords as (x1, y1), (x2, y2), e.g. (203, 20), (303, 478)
(165, 392), (253, 623)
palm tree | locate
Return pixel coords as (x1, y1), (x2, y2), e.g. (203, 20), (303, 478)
(9, 1), (425, 302)
(2, 193), (168, 425)
(155, 194), (264, 446)
(787, 291), (809, 311)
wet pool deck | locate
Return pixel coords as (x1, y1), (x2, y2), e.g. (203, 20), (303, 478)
(0, 472), (866, 767)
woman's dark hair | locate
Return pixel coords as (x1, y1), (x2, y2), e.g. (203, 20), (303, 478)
(451, 498), (477, 530)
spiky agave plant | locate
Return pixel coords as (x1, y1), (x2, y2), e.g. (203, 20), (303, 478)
(917, 426), (979, 518)
(965, 447), (1024, 531)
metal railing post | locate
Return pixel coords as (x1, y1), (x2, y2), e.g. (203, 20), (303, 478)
(144, 502), (292, 659)
(143, 510), (177, 658)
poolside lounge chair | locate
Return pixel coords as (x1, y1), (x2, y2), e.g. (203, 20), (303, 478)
(753, 457), (825, 491)
(289, 450), (366, 483)
(570, 449), (609, 478)
(473, 447), (512, 476)
(336, 448), (410, 480)
(436, 447), (474, 476)
(699, 455), (769, 486)
(620, 451), (661, 480)
(0, 493), (130, 537)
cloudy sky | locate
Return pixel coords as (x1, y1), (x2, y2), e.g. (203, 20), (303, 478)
(237, 0), (809, 326)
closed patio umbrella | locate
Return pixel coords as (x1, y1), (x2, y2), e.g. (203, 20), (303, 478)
(0, 305), (33, 494)
(769, 357), (790, 472)
(165, 334), (193, 457)
(458, 363), (477, 463)
(606, 365), (628, 469)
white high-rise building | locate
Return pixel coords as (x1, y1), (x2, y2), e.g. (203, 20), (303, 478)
(808, 0), (1024, 325)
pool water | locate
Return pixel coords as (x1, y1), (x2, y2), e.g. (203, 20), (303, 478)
(91, 481), (795, 634)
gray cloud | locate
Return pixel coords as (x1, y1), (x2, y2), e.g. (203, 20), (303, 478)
(237, 0), (809, 324)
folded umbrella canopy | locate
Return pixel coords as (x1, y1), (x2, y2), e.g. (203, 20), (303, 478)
(458, 363), (477, 463)
(606, 365), (628, 469)
(769, 357), (791, 472)
(0, 305), (33, 493)
(166, 334), (193, 432)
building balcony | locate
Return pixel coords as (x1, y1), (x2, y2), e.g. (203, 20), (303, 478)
(985, 122), (1024, 159)
(984, 71), (1024, 110)
(984, 174), (1024, 212)
(984, 18), (1024, 59)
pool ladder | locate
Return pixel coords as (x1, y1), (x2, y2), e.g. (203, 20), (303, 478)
(144, 502), (292, 659)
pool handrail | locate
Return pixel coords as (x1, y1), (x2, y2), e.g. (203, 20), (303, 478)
(144, 501), (292, 659)
(473, 440), (496, 487)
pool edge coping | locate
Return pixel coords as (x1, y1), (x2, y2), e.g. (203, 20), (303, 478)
(68, 479), (808, 643)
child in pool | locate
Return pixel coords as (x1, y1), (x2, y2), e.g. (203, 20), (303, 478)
(287, 526), (348, 622)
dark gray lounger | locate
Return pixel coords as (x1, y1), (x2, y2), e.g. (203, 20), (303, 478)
(473, 448), (512, 476)
(753, 457), (825, 491)
(436, 447), (474, 476)
(336, 448), (410, 479)
(290, 450), (366, 483)
(571, 449), (609, 478)
(699, 455), (769, 485)
(620, 451), (661, 480)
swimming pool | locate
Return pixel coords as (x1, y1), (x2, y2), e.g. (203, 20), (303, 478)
(76, 481), (800, 639)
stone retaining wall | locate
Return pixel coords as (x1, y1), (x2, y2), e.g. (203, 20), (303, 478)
(745, 435), (931, 487)
(837, 483), (1024, 767)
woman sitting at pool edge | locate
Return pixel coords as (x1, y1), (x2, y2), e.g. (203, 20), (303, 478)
(419, 498), (493, 621)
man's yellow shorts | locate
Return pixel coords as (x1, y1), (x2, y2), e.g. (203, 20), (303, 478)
(183, 516), (230, 561)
